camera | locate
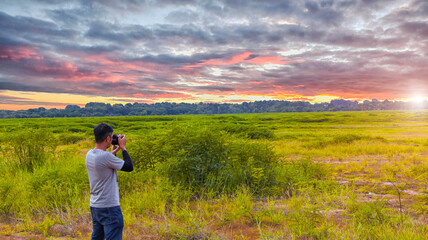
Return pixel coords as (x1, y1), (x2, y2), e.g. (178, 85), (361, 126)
(112, 134), (121, 145)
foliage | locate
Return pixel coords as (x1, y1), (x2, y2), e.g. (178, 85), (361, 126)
(164, 128), (230, 193)
(227, 141), (279, 194)
(157, 126), (280, 194)
(28, 163), (88, 212)
(126, 136), (163, 171)
(1, 129), (56, 171)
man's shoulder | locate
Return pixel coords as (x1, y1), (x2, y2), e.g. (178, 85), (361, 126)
(87, 149), (111, 155)
(86, 148), (93, 155)
(86, 149), (114, 160)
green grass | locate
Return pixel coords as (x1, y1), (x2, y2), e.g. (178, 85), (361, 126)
(0, 110), (427, 239)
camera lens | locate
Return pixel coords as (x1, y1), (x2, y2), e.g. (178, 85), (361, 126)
(112, 134), (119, 145)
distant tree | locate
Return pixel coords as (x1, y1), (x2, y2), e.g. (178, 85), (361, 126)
(65, 105), (81, 111)
(1, 99), (427, 118)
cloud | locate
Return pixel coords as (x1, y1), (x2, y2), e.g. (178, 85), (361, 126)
(0, 0), (427, 109)
(85, 21), (154, 44)
(400, 21), (428, 38)
(164, 9), (199, 23)
(0, 11), (77, 43)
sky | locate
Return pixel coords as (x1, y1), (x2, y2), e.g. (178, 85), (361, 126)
(0, 0), (427, 110)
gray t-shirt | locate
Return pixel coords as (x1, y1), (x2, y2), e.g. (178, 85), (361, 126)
(86, 149), (125, 208)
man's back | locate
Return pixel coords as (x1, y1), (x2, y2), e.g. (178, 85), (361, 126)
(86, 149), (124, 208)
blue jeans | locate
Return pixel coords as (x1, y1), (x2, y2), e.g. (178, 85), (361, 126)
(90, 206), (124, 240)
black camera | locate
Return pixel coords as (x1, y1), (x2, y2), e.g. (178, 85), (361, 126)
(112, 134), (121, 145)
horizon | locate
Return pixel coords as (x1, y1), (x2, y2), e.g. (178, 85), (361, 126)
(3, 98), (427, 112)
(1, 0), (427, 111)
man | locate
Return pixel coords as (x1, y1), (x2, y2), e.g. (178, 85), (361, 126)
(86, 123), (133, 240)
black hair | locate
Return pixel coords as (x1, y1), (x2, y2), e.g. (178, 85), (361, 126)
(94, 123), (113, 143)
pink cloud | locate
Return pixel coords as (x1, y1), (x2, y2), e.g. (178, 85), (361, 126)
(0, 45), (43, 61)
(181, 51), (302, 70)
(245, 56), (287, 65)
(182, 52), (253, 69)
(39, 52), (158, 83)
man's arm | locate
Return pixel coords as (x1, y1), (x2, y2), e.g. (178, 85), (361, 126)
(118, 135), (133, 172)
(120, 150), (133, 172)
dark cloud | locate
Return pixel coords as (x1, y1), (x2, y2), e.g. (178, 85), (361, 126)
(0, 94), (27, 101)
(47, 8), (91, 27)
(85, 21), (153, 43)
(400, 22), (428, 38)
(56, 43), (121, 56)
(138, 51), (233, 65)
(0, 80), (70, 93)
(382, 0), (428, 22)
(0, 11), (77, 43)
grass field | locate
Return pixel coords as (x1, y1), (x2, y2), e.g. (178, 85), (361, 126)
(0, 111), (427, 239)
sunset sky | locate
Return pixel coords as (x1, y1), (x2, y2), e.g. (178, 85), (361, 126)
(1, 0), (427, 110)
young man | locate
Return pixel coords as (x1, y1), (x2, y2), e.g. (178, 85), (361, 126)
(86, 123), (133, 240)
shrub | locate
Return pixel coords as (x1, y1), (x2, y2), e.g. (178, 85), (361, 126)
(128, 125), (210, 172)
(2, 129), (56, 172)
(155, 126), (281, 195)
(164, 128), (230, 193)
(127, 136), (163, 171)
(227, 141), (278, 193)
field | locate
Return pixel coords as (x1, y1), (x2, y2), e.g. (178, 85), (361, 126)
(0, 111), (427, 239)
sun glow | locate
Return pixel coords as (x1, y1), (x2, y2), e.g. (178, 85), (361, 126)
(411, 95), (427, 104)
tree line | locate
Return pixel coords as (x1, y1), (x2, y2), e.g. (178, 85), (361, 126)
(0, 99), (426, 118)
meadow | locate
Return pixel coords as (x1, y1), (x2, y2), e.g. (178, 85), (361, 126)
(0, 111), (427, 239)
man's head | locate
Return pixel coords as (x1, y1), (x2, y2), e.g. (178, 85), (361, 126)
(94, 123), (113, 144)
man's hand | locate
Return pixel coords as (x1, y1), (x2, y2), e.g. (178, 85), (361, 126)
(118, 134), (127, 151)
(111, 145), (120, 155)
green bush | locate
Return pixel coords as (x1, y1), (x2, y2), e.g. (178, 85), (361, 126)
(127, 136), (163, 171)
(128, 125), (208, 171)
(2, 129), (57, 172)
(153, 126), (282, 195)
(228, 141), (278, 193)
(164, 128), (230, 193)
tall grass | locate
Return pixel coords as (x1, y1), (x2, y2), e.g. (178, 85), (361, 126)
(1, 129), (57, 172)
